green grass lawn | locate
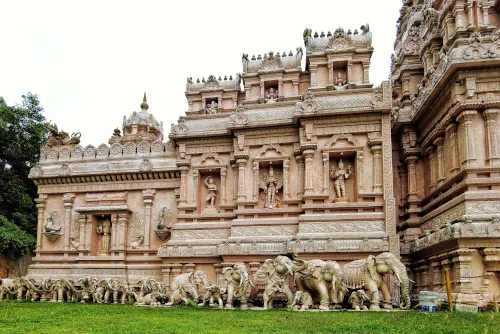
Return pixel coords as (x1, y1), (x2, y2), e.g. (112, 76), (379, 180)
(0, 302), (498, 334)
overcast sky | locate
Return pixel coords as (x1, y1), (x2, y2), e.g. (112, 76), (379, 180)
(1, 0), (401, 146)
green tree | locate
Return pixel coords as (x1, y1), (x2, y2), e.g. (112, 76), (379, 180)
(0, 93), (46, 242)
(0, 215), (36, 257)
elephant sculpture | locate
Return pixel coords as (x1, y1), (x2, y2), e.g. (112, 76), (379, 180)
(220, 263), (254, 309)
(0, 278), (17, 301)
(200, 285), (223, 308)
(262, 283), (282, 310)
(289, 257), (344, 310)
(51, 279), (76, 302)
(253, 256), (294, 307)
(166, 285), (197, 306)
(290, 291), (313, 311)
(170, 271), (210, 302)
(343, 252), (411, 310)
(348, 289), (370, 310)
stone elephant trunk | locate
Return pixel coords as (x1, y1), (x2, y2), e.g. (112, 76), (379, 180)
(395, 266), (411, 310)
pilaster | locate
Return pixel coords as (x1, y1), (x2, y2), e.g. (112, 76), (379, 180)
(483, 109), (500, 166)
(34, 194), (48, 253)
(141, 189), (156, 249)
(457, 110), (478, 167)
(62, 193), (75, 251)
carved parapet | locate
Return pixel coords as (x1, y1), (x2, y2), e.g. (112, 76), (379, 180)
(185, 74), (241, 93)
(242, 50), (302, 74)
(304, 28), (372, 54)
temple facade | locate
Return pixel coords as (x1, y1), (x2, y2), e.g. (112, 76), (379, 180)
(28, 0), (500, 301)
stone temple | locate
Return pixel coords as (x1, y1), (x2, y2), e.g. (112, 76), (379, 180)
(28, 0), (500, 301)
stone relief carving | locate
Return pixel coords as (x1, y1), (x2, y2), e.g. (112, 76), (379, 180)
(70, 213), (80, 250)
(154, 207), (173, 241)
(96, 219), (111, 254)
(330, 158), (352, 201)
(97, 144), (109, 156)
(59, 163), (71, 177)
(139, 158), (153, 172)
(301, 222), (383, 233)
(130, 212), (144, 249)
(295, 92), (319, 114)
(205, 100), (219, 114)
(171, 118), (188, 135)
(199, 152), (224, 165)
(123, 142), (136, 155)
(467, 202), (500, 215)
(137, 141), (151, 154)
(43, 211), (63, 241)
(28, 165), (42, 178)
(204, 176), (218, 209)
(259, 163), (283, 209)
(230, 105), (248, 125)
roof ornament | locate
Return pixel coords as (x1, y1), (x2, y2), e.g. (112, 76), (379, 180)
(140, 92), (149, 112)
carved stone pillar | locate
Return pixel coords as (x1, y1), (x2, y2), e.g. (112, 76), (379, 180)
(322, 153), (329, 195)
(303, 150), (315, 195)
(434, 137), (446, 187)
(236, 158), (247, 201)
(260, 82), (265, 98)
(142, 189), (155, 249)
(171, 263), (183, 281)
(454, 3), (466, 30)
(328, 64), (333, 86)
(483, 109), (500, 166)
(283, 159), (290, 199)
(440, 258), (453, 289)
(184, 263), (196, 273)
(457, 110), (478, 167)
(451, 249), (475, 292)
(192, 170), (198, 208)
(62, 193), (75, 251)
(162, 265), (172, 289)
(220, 167), (227, 205)
(481, 4), (491, 26)
(405, 155), (419, 202)
(295, 154), (304, 197)
(420, 263), (430, 291)
(253, 161), (259, 201)
(111, 214), (118, 250)
(347, 61), (353, 83)
(426, 146), (437, 192)
(78, 215), (87, 253)
(278, 79), (283, 97)
(232, 162), (238, 201)
(117, 213), (128, 252)
(292, 80), (299, 95)
(178, 165), (189, 205)
(245, 84), (251, 100)
(370, 144), (383, 193)
(430, 258), (443, 291)
(362, 61), (370, 84)
(398, 163), (408, 206)
(446, 123), (460, 174)
(357, 152), (364, 193)
(310, 65), (317, 87)
(34, 195), (47, 253)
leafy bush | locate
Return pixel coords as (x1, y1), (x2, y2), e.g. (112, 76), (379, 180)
(0, 215), (36, 257)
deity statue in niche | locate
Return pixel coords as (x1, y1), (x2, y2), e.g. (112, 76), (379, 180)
(204, 175), (217, 209)
(205, 100), (218, 114)
(96, 219), (111, 254)
(44, 215), (61, 233)
(334, 70), (347, 90)
(330, 158), (352, 201)
(265, 87), (278, 103)
(259, 163), (283, 208)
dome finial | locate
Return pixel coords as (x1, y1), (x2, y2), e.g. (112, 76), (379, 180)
(140, 92), (149, 111)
